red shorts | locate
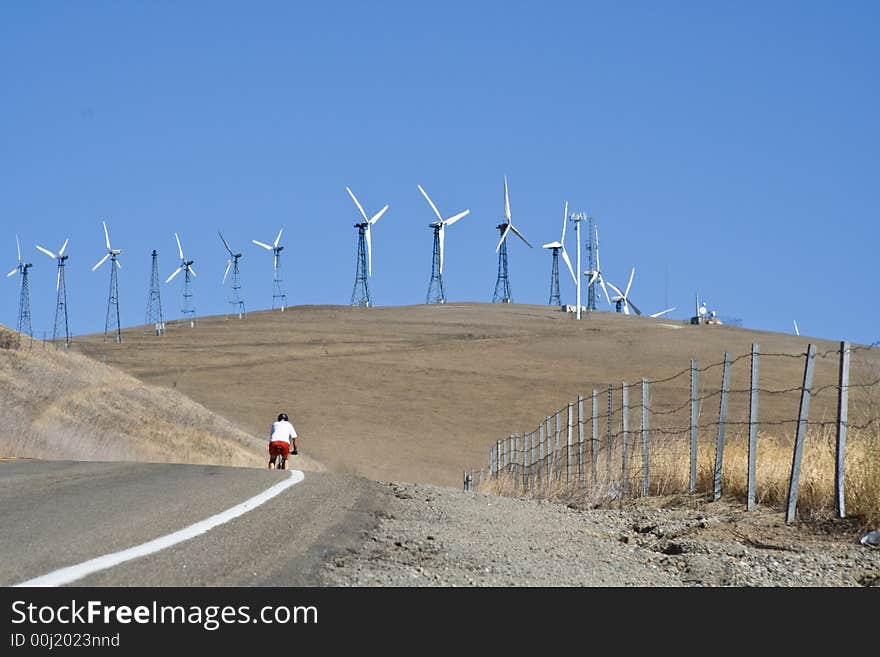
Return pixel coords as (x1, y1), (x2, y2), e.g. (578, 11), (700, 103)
(269, 441), (290, 458)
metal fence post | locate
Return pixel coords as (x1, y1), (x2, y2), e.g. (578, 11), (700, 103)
(554, 410), (562, 481)
(591, 389), (598, 483)
(566, 402), (573, 484)
(713, 352), (731, 502)
(836, 341), (850, 518)
(577, 394), (585, 486)
(786, 344), (817, 524)
(606, 384), (613, 477)
(642, 378), (650, 497)
(747, 344), (760, 511)
(689, 358), (698, 493)
(621, 382), (629, 495)
(495, 440), (502, 480)
(545, 416), (553, 486)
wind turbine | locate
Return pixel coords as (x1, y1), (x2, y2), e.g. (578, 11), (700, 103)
(492, 175), (532, 304)
(7, 235), (33, 338)
(253, 228), (286, 311)
(35, 237), (71, 347)
(542, 201), (576, 306)
(165, 232), (197, 326)
(585, 224), (612, 308)
(91, 220), (124, 343)
(793, 320), (800, 336)
(219, 231), (245, 318)
(419, 184), (470, 304)
(607, 268), (641, 315)
(346, 186), (389, 307)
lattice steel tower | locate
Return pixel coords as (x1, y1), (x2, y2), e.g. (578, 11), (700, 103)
(351, 223), (372, 307)
(426, 225), (445, 304)
(181, 267), (196, 326)
(16, 263), (33, 337)
(103, 253), (122, 343)
(53, 255), (70, 347)
(547, 246), (560, 306)
(219, 232), (245, 319)
(492, 224), (512, 303)
(145, 250), (165, 335)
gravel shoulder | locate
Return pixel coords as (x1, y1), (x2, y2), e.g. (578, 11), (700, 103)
(320, 482), (880, 587)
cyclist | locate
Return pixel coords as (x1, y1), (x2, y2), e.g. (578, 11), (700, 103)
(268, 412), (299, 470)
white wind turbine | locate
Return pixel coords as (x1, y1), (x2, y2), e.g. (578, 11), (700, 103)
(35, 236), (71, 346)
(542, 201), (576, 305)
(607, 267), (675, 318)
(91, 220), (124, 343)
(252, 228), (287, 310)
(7, 235), (33, 337)
(166, 232), (197, 325)
(420, 184), (470, 304)
(492, 175), (532, 303)
(347, 186), (389, 307)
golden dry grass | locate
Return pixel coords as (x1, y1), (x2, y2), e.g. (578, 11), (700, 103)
(0, 325), (279, 468)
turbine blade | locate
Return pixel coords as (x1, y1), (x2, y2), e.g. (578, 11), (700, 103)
(7, 267), (18, 277)
(418, 184), (443, 223)
(370, 204), (389, 225)
(56, 268), (60, 292)
(650, 307), (676, 318)
(444, 209), (469, 226)
(346, 187), (369, 222)
(103, 221), (111, 250)
(366, 224), (372, 276)
(586, 271), (598, 288)
(175, 232), (184, 259)
(607, 281), (623, 297)
(16, 234), (21, 262)
(495, 224), (511, 252)
(628, 299), (642, 316)
(625, 268), (635, 298)
(218, 231), (233, 256)
(58, 238), (68, 256)
(561, 248), (576, 284)
(542, 241), (562, 249)
(189, 265), (197, 278)
(599, 276), (612, 305)
(223, 260), (231, 284)
(92, 253), (110, 271)
(166, 266), (182, 283)
(35, 244), (57, 259)
(439, 224), (445, 274)
(253, 240), (273, 250)
(115, 258), (121, 270)
(560, 202), (568, 242)
(510, 224), (532, 248)
(793, 320), (800, 336)
(623, 301), (630, 315)
(274, 228), (283, 248)
(503, 175), (511, 222)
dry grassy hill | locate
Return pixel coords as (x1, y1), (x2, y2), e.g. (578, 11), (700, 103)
(73, 304), (880, 489)
(0, 325), (276, 467)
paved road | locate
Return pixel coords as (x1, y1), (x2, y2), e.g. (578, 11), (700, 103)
(0, 460), (385, 586)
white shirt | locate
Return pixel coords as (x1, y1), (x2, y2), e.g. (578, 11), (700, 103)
(270, 420), (297, 445)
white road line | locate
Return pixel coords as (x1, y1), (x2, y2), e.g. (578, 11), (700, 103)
(15, 469), (304, 587)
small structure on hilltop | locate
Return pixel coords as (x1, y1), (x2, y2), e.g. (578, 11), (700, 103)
(690, 293), (723, 325)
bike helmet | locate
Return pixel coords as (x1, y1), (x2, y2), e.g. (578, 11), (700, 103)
(278, 413), (289, 422)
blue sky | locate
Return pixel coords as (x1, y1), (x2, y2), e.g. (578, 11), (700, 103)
(1, 1), (877, 344)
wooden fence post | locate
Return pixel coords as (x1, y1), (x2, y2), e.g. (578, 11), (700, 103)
(786, 344), (817, 524)
(713, 352), (731, 502)
(836, 341), (850, 518)
(642, 378), (650, 497)
(690, 358), (698, 493)
(621, 382), (629, 495)
(538, 422), (545, 488)
(577, 394), (585, 486)
(747, 344), (760, 511)
(495, 440), (502, 480)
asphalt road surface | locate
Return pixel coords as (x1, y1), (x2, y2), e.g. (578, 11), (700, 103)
(0, 460), (385, 586)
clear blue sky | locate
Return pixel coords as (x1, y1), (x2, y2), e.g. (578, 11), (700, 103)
(2, 1), (877, 344)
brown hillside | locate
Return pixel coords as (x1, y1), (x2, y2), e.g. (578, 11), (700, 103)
(73, 304), (880, 488)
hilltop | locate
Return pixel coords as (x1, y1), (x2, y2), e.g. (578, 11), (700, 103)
(73, 303), (876, 488)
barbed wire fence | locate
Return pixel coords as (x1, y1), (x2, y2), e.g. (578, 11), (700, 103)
(464, 341), (880, 525)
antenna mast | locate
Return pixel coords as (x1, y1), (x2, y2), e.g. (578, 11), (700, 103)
(426, 226), (445, 304)
(351, 224), (371, 307)
(586, 215), (597, 311)
(145, 250), (165, 335)
(569, 210), (586, 320)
